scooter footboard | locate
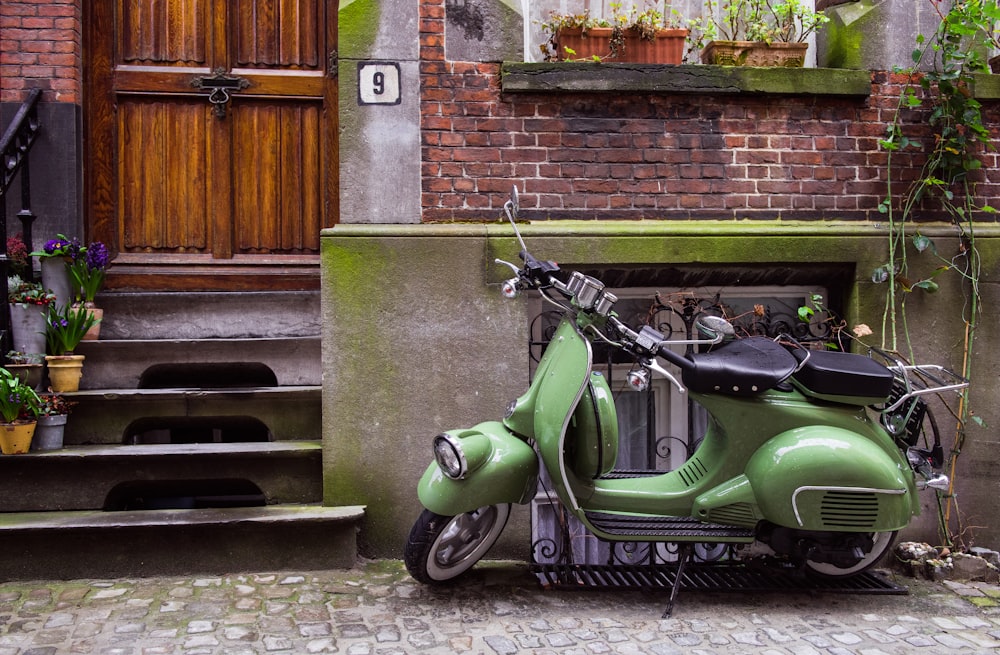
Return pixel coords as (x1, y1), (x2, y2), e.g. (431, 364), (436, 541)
(417, 421), (539, 516)
(742, 426), (916, 532)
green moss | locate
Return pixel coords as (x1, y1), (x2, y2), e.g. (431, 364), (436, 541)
(339, 0), (381, 60)
(321, 238), (393, 507)
(822, 19), (865, 69)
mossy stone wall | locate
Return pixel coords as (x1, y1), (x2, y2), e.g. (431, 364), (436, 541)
(322, 222), (1000, 558)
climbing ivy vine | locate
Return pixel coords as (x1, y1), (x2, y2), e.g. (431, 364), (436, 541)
(876, 0), (996, 549)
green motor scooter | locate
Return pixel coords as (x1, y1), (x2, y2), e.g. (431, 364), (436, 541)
(405, 187), (967, 595)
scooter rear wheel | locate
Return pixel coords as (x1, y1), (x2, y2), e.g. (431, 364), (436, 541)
(804, 530), (898, 578)
(404, 504), (511, 584)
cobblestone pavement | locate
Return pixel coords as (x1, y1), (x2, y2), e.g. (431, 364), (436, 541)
(0, 560), (998, 654)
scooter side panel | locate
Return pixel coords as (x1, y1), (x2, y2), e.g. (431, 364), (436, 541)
(417, 422), (539, 516)
(745, 425), (914, 532)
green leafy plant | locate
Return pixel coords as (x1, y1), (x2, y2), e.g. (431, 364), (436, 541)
(0, 367), (41, 423)
(7, 276), (56, 306)
(687, 0), (829, 52)
(5, 351), (44, 366)
(44, 303), (99, 356)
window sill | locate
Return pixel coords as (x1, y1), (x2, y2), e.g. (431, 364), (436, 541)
(500, 62), (872, 96)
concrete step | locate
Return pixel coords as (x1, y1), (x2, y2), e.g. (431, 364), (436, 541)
(93, 291), (321, 341)
(62, 386), (321, 445)
(0, 441), (322, 512)
(0, 504), (365, 579)
(74, 337), (321, 389)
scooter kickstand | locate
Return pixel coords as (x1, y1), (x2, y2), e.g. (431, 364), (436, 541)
(663, 544), (692, 618)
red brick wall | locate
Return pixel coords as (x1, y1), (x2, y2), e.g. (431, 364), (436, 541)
(419, 0), (1000, 223)
(0, 0), (81, 103)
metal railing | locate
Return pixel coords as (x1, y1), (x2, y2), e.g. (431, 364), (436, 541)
(1, 88), (45, 359)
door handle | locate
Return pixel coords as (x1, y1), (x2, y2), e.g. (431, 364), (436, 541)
(191, 69), (251, 118)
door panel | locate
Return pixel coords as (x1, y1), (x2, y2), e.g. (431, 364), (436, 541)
(86, 0), (337, 290)
(232, 103), (322, 252)
(120, 0), (208, 65)
(234, 0), (321, 67)
(119, 100), (210, 251)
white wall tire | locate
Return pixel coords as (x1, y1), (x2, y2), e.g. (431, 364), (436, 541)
(804, 530), (897, 578)
(404, 504), (511, 584)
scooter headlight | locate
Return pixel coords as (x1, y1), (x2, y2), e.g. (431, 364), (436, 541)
(433, 433), (467, 479)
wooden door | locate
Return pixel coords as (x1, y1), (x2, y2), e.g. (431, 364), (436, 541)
(85, 0), (338, 290)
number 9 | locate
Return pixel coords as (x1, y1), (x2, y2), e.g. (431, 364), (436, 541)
(373, 71), (385, 96)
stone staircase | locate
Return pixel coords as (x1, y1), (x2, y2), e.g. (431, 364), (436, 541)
(0, 291), (364, 580)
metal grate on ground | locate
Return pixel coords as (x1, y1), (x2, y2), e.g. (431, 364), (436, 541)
(531, 562), (908, 595)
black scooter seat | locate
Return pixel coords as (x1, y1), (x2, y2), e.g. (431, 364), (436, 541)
(790, 348), (894, 400)
(682, 337), (798, 395)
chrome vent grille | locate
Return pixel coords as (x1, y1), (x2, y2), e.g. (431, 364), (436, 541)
(677, 457), (708, 487)
(820, 491), (879, 528)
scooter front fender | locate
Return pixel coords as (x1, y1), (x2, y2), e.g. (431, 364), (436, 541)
(417, 421), (539, 516)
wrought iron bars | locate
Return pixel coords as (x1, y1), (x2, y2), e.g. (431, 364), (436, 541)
(0, 88), (44, 359)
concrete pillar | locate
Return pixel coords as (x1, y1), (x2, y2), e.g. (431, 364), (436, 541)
(818, 0), (944, 70)
(338, 0), (422, 224)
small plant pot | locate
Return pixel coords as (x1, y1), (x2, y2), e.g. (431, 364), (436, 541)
(0, 422), (36, 455)
(9, 302), (48, 355)
(76, 305), (103, 341)
(32, 414), (68, 451)
(40, 256), (73, 307)
(46, 355), (86, 393)
(5, 363), (44, 391)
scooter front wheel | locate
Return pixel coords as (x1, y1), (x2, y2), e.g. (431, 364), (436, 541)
(404, 504), (511, 584)
(804, 530), (898, 578)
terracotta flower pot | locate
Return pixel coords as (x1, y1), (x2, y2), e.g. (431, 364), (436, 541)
(700, 40), (808, 67)
(45, 355), (86, 393)
(76, 305), (103, 341)
(0, 422), (36, 455)
(555, 27), (689, 64)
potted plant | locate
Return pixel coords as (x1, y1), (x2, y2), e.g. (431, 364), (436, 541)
(31, 235), (80, 306)
(541, 2), (689, 64)
(32, 392), (75, 451)
(8, 276), (56, 355)
(4, 351), (45, 390)
(6, 234), (31, 280)
(66, 240), (110, 341)
(43, 303), (99, 393)
(0, 366), (41, 454)
(689, 0), (829, 67)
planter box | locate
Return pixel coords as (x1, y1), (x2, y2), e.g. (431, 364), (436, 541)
(555, 27), (688, 64)
(701, 40), (809, 67)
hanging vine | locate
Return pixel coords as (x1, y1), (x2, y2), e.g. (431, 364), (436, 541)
(876, 0), (995, 549)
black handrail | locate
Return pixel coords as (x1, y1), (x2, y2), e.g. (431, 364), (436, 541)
(1, 88), (44, 360)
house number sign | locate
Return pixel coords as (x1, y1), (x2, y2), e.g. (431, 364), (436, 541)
(357, 62), (401, 106)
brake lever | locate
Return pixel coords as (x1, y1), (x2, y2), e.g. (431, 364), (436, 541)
(495, 258), (520, 276)
(647, 358), (685, 394)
